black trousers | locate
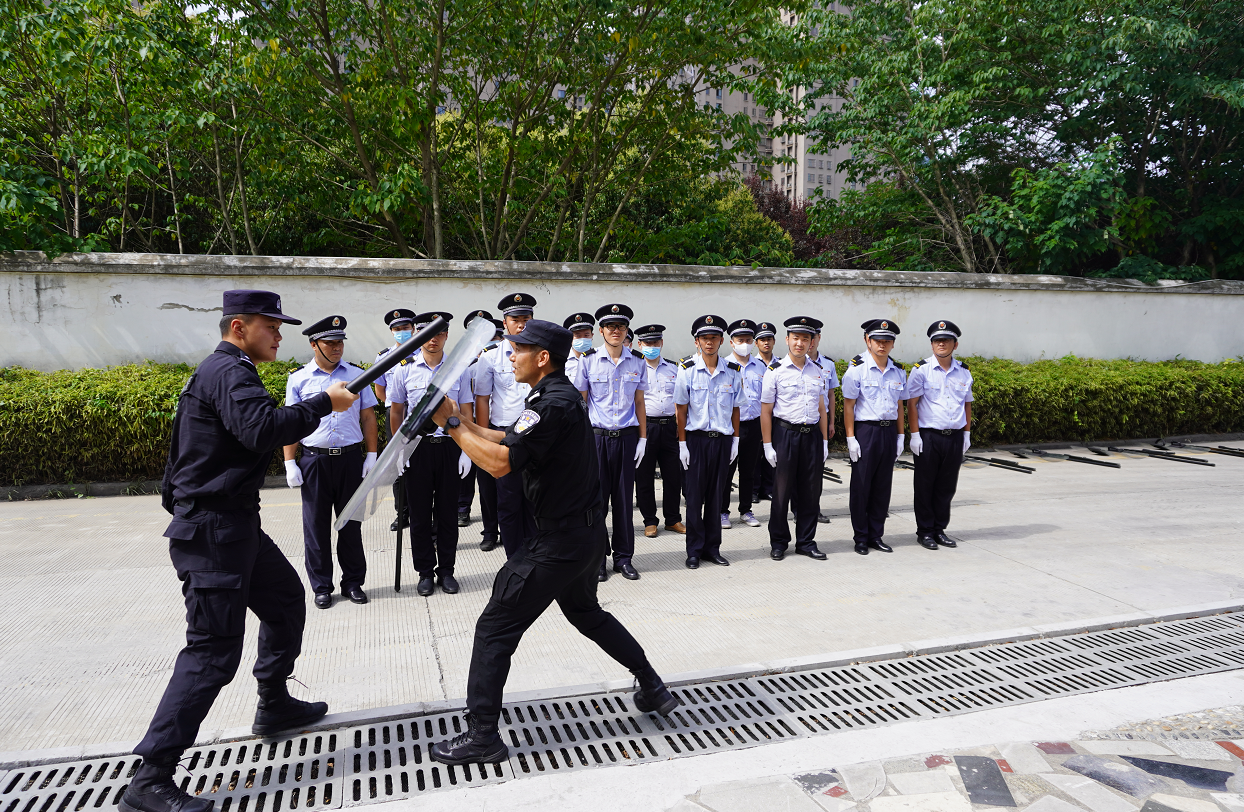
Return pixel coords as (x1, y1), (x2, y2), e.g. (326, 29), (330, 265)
(136, 504), (305, 761)
(635, 418), (682, 527)
(298, 448), (367, 595)
(914, 428), (964, 535)
(849, 422), (898, 544)
(756, 456), (774, 500)
(595, 431), (638, 563)
(477, 466), (499, 543)
(769, 422), (823, 552)
(458, 464), (476, 513)
(405, 439), (460, 577)
(721, 418), (761, 515)
(466, 524), (650, 724)
(685, 433), (731, 557)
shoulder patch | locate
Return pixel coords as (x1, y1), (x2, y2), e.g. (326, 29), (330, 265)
(679, 358), (695, 370)
(850, 354), (864, 367)
(630, 348), (644, 359)
(513, 409), (541, 433)
(584, 348), (598, 356)
(377, 347), (391, 356)
(726, 360), (740, 371)
(768, 359), (781, 370)
(913, 358), (928, 368)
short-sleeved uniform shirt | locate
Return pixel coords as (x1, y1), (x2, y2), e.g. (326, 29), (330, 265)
(501, 372), (602, 522)
(840, 353), (908, 421)
(761, 355), (827, 425)
(474, 340), (531, 427)
(643, 358), (679, 418)
(817, 353), (840, 403)
(388, 353), (473, 437)
(286, 360), (378, 447)
(733, 354), (768, 422)
(906, 356), (974, 430)
(573, 347), (649, 430)
(674, 354), (745, 434)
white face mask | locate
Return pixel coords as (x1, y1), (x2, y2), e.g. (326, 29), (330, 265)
(733, 341), (753, 356)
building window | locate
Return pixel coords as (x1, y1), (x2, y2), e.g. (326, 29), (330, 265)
(743, 92), (749, 101)
(715, 88), (722, 99)
(818, 174), (824, 183)
(807, 173), (815, 182)
(557, 89), (565, 99)
(716, 103), (721, 109)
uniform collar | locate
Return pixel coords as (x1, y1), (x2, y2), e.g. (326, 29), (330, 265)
(693, 353), (728, 375)
(926, 354), (959, 372)
(215, 341), (253, 366)
(309, 360), (347, 376)
(529, 370), (566, 398)
(779, 354), (813, 369)
(415, 353), (445, 371)
(864, 352), (898, 373)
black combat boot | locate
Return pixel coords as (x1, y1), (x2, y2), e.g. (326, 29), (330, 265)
(632, 666), (680, 716)
(429, 714), (509, 765)
(118, 756), (213, 812)
(251, 679), (328, 736)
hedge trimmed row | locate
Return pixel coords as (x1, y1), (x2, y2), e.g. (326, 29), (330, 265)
(2, 356), (1243, 486)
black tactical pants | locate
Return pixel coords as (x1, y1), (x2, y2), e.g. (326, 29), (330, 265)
(135, 502), (305, 761)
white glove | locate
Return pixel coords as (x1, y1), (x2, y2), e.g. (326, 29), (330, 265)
(284, 459), (303, 488)
(963, 431), (971, 455)
(362, 451), (377, 477)
(634, 437), (647, 466)
(847, 436), (861, 462)
(764, 442), (777, 467)
(909, 432), (924, 456)
(896, 434), (905, 458)
(458, 450), (471, 479)
(729, 436), (739, 463)
(679, 441), (691, 469)
(822, 440), (829, 461)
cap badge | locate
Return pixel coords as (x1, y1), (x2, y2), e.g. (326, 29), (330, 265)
(938, 321), (946, 329)
(393, 310), (400, 318)
(881, 321), (889, 329)
(275, 296), (282, 310)
(801, 318), (807, 324)
(332, 317), (340, 326)
(706, 316), (713, 324)
(514, 295), (521, 302)
(611, 305), (619, 314)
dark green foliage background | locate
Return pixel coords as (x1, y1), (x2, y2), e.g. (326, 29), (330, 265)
(2, 356), (1242, 486)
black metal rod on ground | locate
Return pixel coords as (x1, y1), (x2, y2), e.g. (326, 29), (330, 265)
(394, 478), (405, 592)
(965, 455), (1035, 473)
(1217, 446), (1244, 458)
(1027, 449), (1122, 468)
(1159, 440), (1244, 458)
(1107, 446), (1213, 466)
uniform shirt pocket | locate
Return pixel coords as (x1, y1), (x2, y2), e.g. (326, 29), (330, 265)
(589, 371), (611, 384)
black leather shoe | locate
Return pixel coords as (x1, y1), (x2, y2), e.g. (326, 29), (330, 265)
(936, 532), (958, 548)
(868, 538), (894, 553)
(615, 561), (640, 580)
(119, 758), (214, 812)
(314, 592), (332, 609)
(416, 577), (435, 596)
(457, 512), (470, 527)
(817, 512), (833, 524)
(795, 546), (828, 560)
(252, 680), (328, 735)
(855, 543), (869, 555)
(480, 536), (501, 552)
(430, 714), (508, 765)
(344, 587), (368, 604)
(917, 535), (939, 550)
(704, 552), (730, 566)
(598, 562), (609, 582)
(685, 556), (700, 569)
(438, 574), (460, 594)
(770, 548), (785, 560)
(390, 516), (409, 532)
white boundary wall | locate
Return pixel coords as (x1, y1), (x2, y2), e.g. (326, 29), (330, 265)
(3, 252), (1242, 370)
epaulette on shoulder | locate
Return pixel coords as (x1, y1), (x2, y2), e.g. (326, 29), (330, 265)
(850, 354), (864, 367)
(399, 357), (412, 366)
(959, 360), (970, 370)
(468, 357), (479, 367)
(823, 355), (835, 364)
(679, 356), (695, 370)
(912, 358), (928, 368)
(377, 346), (391, 357)
(767, 359), (781, 370)
(810, 356), (823, 369)
(630, 348), (643, 359)
(584, 348), (598, 356)
(727, 360), (740, 371)
(290, 363), (304, 373)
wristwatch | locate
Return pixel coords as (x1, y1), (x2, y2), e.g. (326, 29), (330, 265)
(445, 416), (461, 430)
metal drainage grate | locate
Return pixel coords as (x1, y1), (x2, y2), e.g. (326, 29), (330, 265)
(5, 612), (1244, 808)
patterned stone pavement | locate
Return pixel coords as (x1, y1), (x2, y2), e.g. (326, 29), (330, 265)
(668, 709), (1244, 812)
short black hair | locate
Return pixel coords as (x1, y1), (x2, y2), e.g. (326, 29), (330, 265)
(219, 313), (257, 336)
(548, 352), (567, 372)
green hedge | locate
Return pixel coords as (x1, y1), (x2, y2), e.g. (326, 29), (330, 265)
(2, 356), (1243, 486)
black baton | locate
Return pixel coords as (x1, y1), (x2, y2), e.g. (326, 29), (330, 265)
(346, 316), (448, 394)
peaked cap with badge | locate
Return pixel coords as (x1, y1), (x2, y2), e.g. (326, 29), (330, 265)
(727, 318), (756, 337)
(861, 318), (900, 339)
(783, 316), (823, 335)
(564, 312), (596, 331)
(634, 323), (665, 341)
(691, 314), (726, 337)
(464, 309), (494, 329)
(595, 303), (634, 325)
(498, 292), (537, 317)
(415, 311), (454, 330)
(223, 289), (301, 324)
(754, 321), (777, 339)
(303, 314), (347, 341)
(927, 320), (961, 340)
(384, 308), (417, 327)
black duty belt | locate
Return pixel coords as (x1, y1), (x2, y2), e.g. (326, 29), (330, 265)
(923, 427), (962, 435)
(175, 494), (258, 513)
(593, 426), (639, 438)
(425, 435), (451, 444)
(856, 420), (895, 428)
(646, 416), (674, 425)
(534, 510), (597, 531)
(687, 429), (728, 438)
(775, 418), (817, 434)
(301, 443), (362, 456)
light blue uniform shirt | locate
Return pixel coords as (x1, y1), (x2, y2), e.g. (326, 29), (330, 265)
(644, 358), (679, 417)
(841, 353), (908, 421)
(573, 347), (649, 430)
(674, 354), (745, 434)
(760, 355), (827, 425)
(730, 353), (767, 422)
(374, 345), (420, 406)
(474, 341), (531, 427)
(286, 360), (378, 447)
(906, 356), (974, 430)
(388, 353), (473, 437)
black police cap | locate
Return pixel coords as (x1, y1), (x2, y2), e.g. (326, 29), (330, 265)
(302, 315), (347, 341)
(928, 320), (961, 340)
(727, 318), (756, 337)
(595, 303), (633, 325)
(861, 318), (900, 339)
(490, 318), (505, 333)
(784, 316), (823, 335)
(634, 323), (665, 341)
(691, 314), (726, 337)
(754, 321), (777, 339)
(384, 308), (417, 327)
(498, 292), (537, 316)
(414, 311), (453, 331)
(222, 289), (301, 324)
(464, 309), (494, 329)
(564, 312), (596, 331)
(506, 319), (572, 359)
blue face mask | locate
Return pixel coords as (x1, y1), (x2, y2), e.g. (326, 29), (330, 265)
(393, 330), (412, 344)
(572, 337), (593, 353)
(640, 346), (661, 360)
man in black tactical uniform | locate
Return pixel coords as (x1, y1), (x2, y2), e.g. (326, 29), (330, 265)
(423, 319), (680, 765)
(120, 290), (358, 812)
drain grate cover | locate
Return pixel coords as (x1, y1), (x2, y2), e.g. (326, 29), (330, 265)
(5, 612), (1244, 807)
